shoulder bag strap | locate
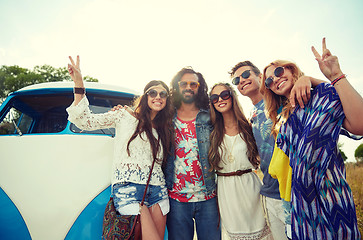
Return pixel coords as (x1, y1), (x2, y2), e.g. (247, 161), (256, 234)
(140, 157), (157, 206)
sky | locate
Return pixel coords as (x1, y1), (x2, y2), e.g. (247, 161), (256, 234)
(1, 0), (362, 162)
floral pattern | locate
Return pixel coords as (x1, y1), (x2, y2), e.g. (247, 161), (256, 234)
(169, 117), (214, 202)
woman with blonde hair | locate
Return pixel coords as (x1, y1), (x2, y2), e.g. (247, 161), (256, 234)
(261, 39), (362, 239)
(208, 82), (272, 239)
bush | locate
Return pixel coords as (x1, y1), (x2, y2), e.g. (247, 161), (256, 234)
(355, 144), (363, 162)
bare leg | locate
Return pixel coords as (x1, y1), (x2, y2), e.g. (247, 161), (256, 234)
(140, 204), (162, 240)
(149, 203), (167, 239)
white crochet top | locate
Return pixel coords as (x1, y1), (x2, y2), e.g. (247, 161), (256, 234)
(66, 96), (165, 186)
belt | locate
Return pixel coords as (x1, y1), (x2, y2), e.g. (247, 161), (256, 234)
(216, 169), (252, 177)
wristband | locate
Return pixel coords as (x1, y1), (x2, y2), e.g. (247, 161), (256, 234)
(331, 74), (346, 86)
(74, 87), (86, 94)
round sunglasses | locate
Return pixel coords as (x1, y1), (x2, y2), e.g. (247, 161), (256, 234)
(178, 81), (200, 90)
(210, 90), (232, 104)
(265, 66), (284, 89)
(232, 70), (251, 85)
(146, 89), (168, 99)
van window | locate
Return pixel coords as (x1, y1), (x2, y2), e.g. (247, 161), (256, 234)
(0, 92), (134, 135)
(0, 94), (73, 134)
(0, 108), (32, 135)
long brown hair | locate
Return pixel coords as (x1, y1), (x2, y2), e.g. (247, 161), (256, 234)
(208, 83), (259, 171)
(126, 80), (174, 165)
(260, 60), (304, 138)
(170, 66), (210, 110)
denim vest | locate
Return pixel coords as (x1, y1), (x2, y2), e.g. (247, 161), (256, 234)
(163, 109), (216, 195)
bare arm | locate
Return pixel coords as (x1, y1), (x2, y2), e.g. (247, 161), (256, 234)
(289, 76), (327, 108)
(66, 55), (122, 130)
(332, 77), (363, 134)
(68, 55), (85, 106)
(312, 38), (363, 135)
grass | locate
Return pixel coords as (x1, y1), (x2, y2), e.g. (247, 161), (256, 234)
(346, 161), (363, 236)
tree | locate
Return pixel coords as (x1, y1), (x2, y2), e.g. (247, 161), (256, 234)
(0, 64), (98, 103)
(338, 142), (347, 161)
(355, 143), (363, 162)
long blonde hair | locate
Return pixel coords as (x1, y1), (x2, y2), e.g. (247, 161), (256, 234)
(208, 83), (259, 171)
(260, 60), (304, 138)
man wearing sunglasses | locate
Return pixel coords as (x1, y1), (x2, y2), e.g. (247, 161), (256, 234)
(164, 67), (221, 240)
(229, 61), (321, 240)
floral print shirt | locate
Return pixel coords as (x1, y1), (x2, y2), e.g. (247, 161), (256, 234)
(169, 117), (215, 202)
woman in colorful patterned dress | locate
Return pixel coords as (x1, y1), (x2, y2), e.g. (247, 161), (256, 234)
(66, 56), (174, 240)
(208, 83), (272, 240)
(261, 38), (363, 239)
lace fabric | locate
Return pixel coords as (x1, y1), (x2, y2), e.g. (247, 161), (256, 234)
(66, 97), (165, 186)
(228, 224), (272, 240)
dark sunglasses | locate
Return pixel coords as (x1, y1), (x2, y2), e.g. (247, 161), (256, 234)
(232, 70), (251, 85)
(210, 90), (232, 104)
(178, 81), (200, 90)
(146, 89), (168, 99)
(265, 66), (284, 89)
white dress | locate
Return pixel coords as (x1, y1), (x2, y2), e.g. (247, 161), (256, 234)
(217, 134), (271, 240)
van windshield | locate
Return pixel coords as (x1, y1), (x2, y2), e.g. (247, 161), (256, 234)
(0, 92), (134, 135)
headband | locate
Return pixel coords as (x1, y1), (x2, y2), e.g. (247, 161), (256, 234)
(144, 84), (168, 94)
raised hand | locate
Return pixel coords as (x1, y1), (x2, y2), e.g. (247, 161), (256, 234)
(311, 38), (343, 81)
(68, 55), (83, 86)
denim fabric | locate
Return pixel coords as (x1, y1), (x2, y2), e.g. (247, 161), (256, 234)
(166, 198), (221, 240)
(112, 182), (169, 215)
(164, 109), (216, 195)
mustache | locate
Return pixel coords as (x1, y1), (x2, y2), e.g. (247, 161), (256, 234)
(182, 89), (195, 95)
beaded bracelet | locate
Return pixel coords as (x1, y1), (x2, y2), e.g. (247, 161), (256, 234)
(331, 74), (346, 86)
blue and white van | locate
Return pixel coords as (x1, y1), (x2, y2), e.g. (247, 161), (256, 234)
(0, 82), (139, 239)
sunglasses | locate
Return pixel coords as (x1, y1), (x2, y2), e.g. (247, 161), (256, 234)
(210, 90), (232, 104)
(146, 89), (168, 99)
(265, 66), (284, 89)
(232, 70), (251, 85)
(178, 81), (200, 90)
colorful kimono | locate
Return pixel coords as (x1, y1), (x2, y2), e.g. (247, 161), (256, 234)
(275, 83), (360, 239)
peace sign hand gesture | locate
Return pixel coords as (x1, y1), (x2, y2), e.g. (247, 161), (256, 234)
(68, 55), (84, 87)
(311, 38), (344, 82)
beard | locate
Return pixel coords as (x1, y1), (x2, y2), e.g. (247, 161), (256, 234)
(181, 89), (197, 104)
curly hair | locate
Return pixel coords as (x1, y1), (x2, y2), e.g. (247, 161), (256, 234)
(229, 61), (261, 77)
(127, 80), (174, 165)
(208, 83), (260, 171)
(170, 67), (209, 110)
(260, 60), (304, 138)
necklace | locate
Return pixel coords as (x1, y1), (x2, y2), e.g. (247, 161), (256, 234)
(225, 135), (238, 162)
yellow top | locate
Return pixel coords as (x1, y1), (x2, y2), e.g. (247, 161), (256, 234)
(268, 141), (292, 201)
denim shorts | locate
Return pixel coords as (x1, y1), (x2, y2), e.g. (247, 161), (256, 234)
(112, 182), (169, 216)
